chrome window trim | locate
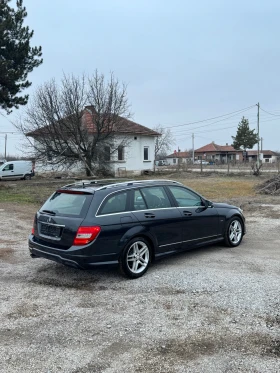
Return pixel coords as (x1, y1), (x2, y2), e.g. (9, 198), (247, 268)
(39, 222), (65, 228)
(95, 206), (179, 218)
(96, 185), (176, 217)
(95, 188), (131, 217)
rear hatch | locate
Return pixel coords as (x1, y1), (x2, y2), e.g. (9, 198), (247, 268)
(33, 190), (94, 250)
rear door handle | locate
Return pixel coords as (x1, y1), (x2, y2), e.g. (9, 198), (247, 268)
(183, 211), (192, 216)
(144, 213), (155, 218)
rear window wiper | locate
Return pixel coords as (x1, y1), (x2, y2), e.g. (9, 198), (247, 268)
(41, 209), (56, 215)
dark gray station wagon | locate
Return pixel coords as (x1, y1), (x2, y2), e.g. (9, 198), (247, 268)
(29, 179), (246, 278)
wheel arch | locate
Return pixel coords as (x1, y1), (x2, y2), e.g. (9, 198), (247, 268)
(224, 212), (245, 236)
(118, 231), (156, 262)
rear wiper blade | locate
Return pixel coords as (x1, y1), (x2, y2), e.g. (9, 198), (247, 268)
(41, 209), (56, 215)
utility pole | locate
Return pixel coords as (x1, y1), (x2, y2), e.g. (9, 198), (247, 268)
(257, 103), (260, 168)
(261, 137), (263, 152)
(192, 133), (194, 164)
(4, 134), (7, 159)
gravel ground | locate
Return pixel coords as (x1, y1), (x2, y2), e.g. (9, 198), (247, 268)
(0, 200), (279, 373)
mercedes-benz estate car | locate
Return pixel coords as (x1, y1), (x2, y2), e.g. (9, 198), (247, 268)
(28, 179), (246, 278)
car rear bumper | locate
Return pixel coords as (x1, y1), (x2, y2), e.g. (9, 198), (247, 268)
(28, 235), (119, 268)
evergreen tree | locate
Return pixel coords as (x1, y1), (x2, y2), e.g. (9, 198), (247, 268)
(231, 116), (258, 150)
(0, 0), (43, 113)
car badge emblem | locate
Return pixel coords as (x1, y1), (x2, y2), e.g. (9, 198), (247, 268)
(47, 217), (52, 223)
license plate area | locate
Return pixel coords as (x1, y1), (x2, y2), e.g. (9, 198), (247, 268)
(39, 223), (63, 240)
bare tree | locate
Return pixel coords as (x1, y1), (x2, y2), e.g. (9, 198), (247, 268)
(15, 71), (132, 175)
(153, 124), (175, 161)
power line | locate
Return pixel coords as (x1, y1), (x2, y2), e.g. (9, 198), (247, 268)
(162, 105), (256, 129)
(171, 114), (279, 136)
(259, 107), (280, 117)
(176, 124), (240, 140)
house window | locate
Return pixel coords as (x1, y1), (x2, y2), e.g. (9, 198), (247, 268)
(265, 158), (270, 163)
(46, 145), (52, 161)
(173, 159), (176, 164)
(144, 146), (149, 161)
(118, 146), (124, 161)
(104, 146), (110, 161)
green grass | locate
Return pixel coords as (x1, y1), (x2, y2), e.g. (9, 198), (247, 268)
(0, 175), (262, 206)
(178, 178), (258, 200)
(0, 180), (72, 206)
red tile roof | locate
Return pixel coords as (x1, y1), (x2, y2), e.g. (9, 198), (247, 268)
(166, 151), (191, 158)
(27, 107), (160, 137)
(82, 108), (159, 136)
(247, 150), (277, 156)
(195, 142), (237, 153)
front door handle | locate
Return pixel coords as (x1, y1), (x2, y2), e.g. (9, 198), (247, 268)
(183, 211), (192, 216)
(144, 213), (155, 218)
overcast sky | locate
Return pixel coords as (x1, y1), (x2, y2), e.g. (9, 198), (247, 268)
(1, 0), (280, 156)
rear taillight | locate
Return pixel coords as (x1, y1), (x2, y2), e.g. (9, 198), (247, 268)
(31, 218), (35, 235)
(73, 226), (101, 246)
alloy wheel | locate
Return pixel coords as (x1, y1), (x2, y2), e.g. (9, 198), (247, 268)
(229, 220), (242, 245)
(126, 241), (150, 274)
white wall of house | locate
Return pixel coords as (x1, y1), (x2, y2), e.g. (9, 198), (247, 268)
(260, 154), (278, 163)
(166, 157), (177, 165)
(166, 157), (189, 165)
(33, 134), (156, 176)
(109, 134), (156, 176)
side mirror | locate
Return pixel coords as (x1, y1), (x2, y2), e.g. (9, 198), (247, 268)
(203, 199), (213, 208)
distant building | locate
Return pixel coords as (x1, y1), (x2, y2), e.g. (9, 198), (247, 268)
(165, 151), (192, 165)
(194, 142), (278, 163)
(247, 150), (278, 163)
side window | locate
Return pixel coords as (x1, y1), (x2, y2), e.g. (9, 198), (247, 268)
(3, 164), (13, 171)
(98, 191), (128, 215)
(168, 186), (203, 207)
(132, 189), (147, 211)
(140, 186), (171, 209)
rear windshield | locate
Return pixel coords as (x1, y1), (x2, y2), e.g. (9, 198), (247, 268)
(40, 192), (93, 217)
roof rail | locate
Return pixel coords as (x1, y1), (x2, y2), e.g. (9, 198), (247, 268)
(61, 178), (182, 191)
(95, 179), (182, 191)
(61, 178), (130, 189)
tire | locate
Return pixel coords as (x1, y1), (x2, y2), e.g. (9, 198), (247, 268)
(224, 217), (243, 247)
(119, 237), (151, 279)
(24, 174), (31, 180)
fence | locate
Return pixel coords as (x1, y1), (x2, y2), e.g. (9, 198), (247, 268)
(155, 161), (280, 175)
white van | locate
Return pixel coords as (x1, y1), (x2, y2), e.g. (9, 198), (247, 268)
(0, 160), (34, 180)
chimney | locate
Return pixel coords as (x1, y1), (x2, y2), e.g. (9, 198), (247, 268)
(226, 143), (228, 146)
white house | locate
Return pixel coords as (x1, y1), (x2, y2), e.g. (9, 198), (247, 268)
(27, 107), (160, 176)
(165, 151), (192, 165)
(247, 150), (278, 163)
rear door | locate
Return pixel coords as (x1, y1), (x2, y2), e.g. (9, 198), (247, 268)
(92, 190), (140, 257)
(166, 185), (220, 248)
(131, 186), (182, 254)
